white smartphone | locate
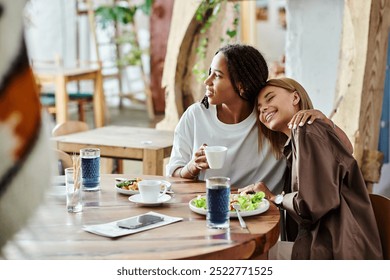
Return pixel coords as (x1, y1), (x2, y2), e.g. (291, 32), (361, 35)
(116, 214), (164, 229)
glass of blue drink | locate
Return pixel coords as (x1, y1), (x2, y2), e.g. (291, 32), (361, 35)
(80, 148), (100, 191)
(206, 176), (230, 229)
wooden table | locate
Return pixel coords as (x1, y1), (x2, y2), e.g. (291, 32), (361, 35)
(51, 126), (174, 175)
(34, 65), (105, 127)
(2, 174), (280, 260)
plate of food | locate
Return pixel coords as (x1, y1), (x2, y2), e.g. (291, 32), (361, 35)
(189, 192), (269, 218)
(115, 178), (172, 195)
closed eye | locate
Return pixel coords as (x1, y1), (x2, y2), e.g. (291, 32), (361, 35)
(266, 95), (274, 102)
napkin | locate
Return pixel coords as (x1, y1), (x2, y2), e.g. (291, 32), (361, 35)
(83, 211), (183, 238)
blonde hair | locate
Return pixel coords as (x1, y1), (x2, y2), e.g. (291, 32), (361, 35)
(258, 77), (314, 159)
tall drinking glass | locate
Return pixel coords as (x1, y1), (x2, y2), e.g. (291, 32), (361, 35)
(206, 176), (231, 229)
(65, 167), (82, 213)
(80, 148), (100, 191)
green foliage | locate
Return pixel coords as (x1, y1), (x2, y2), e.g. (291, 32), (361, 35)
(225, 4), (239, 39)
(118, 47), (144, 67)
(138, 0), (153, 15)
(193, 0), (239, 82)
(95, 6), (137, 27)
(94, 1), (152, 67)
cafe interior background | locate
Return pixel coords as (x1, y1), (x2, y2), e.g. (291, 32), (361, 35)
(23, 0), (390, 197)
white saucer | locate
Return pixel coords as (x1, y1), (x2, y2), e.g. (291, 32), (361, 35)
(128, 194), (172, 206)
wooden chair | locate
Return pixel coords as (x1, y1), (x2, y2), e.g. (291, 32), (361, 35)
(52, 120), (89, 137)
(369, 193), (390, 259)
(52, 121), (89, 174)
(53, 149), (73, 175)
(31, 58), (94, 122)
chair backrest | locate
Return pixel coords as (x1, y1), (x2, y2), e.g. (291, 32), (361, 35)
(369, 193), (390, 259)
(52, 121), (89, 137)
(52, 121), (89, 174)
(53, 149), (73, 175)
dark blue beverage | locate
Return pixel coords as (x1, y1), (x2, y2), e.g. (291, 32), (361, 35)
(81, 156), (100, 190)
(206, 184), (230, 228)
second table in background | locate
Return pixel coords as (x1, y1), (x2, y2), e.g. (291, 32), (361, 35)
(52, 126), (174, 175)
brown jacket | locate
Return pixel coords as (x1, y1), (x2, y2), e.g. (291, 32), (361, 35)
(281, 120), (383, 259)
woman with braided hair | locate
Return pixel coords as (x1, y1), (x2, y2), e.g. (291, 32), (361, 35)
(166, 44), (349, 192)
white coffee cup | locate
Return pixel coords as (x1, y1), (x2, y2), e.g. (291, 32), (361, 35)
(205, 146), (228, 169)
(138, 180), (167, 202)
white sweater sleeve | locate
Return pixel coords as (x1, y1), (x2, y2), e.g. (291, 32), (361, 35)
(166, 110), (195, 176)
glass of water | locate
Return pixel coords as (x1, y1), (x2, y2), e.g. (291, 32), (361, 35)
(65, 167), (82, 213)
(80, 148), (100, 191)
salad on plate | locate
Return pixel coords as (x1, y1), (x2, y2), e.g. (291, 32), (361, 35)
(189, 191), (269, 218)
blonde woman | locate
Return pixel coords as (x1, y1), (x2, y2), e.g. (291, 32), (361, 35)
(240, 77), (382, 259)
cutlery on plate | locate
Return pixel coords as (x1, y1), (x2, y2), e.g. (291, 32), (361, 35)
(232, 204), (247, 229)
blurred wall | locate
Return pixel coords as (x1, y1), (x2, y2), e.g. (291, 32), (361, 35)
(285, 0), (343, 117)
(24, 0), (77, 63)
(256, 0), (286, 63)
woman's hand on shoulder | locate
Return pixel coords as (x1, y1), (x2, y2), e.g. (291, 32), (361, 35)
(288, 109), (353, 154)
(288, 109), (327, 129)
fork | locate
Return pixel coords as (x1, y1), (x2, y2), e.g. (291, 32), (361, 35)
(232, 204), (247, 229)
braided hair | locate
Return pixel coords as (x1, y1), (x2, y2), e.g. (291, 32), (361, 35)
(201, 44), (269, 108)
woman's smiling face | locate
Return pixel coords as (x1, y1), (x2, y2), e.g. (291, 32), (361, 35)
(257, 85), (300, 135)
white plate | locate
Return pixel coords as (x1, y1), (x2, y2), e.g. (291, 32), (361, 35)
(128, 194), (172, 206)
(116, 180), (172, 195)
(188, 196), (270, 218)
